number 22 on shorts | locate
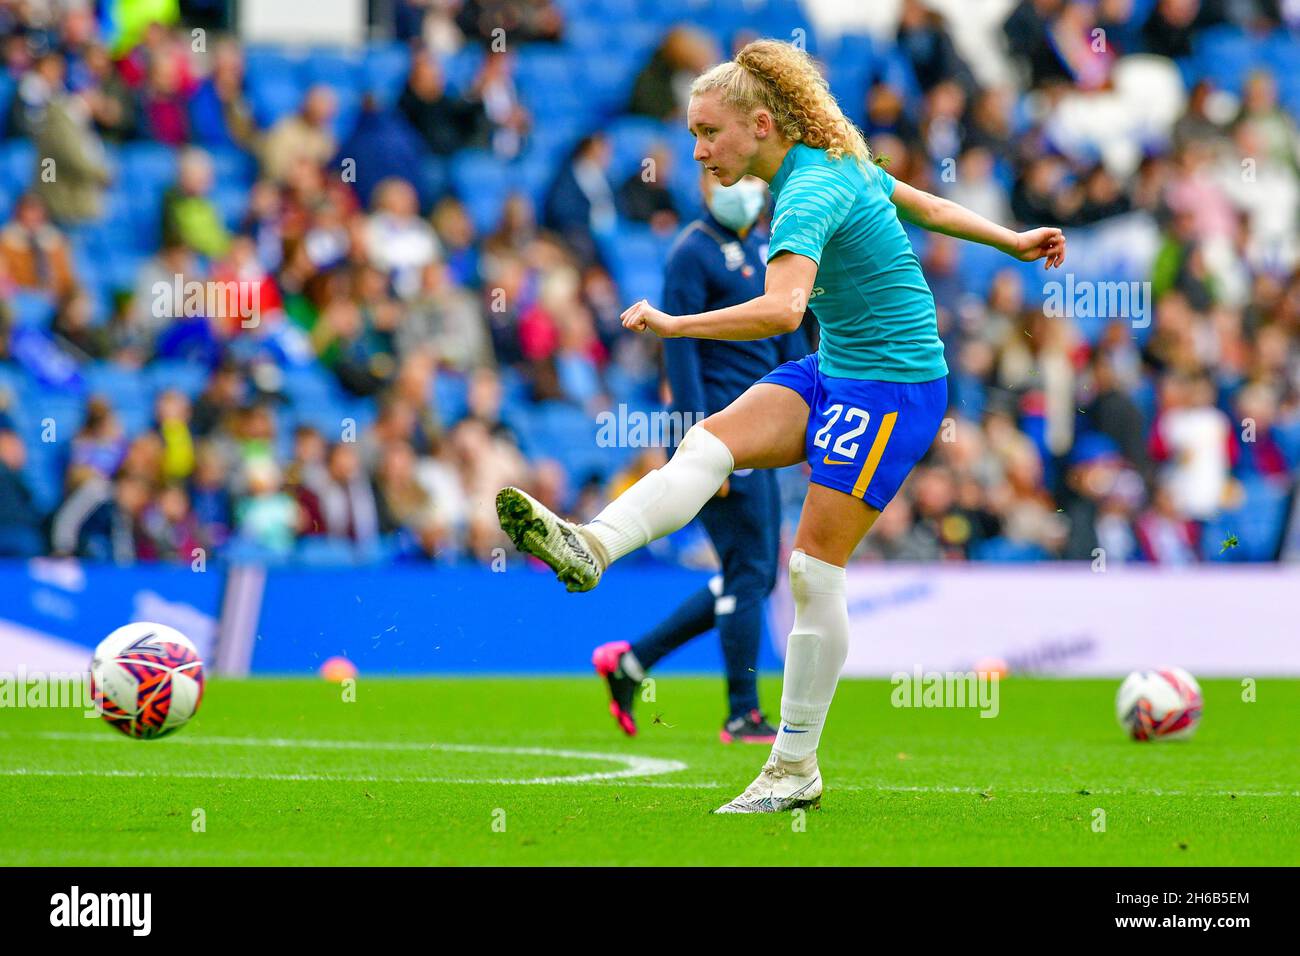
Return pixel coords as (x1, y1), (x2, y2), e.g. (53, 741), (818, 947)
(813, 404), (869, 465)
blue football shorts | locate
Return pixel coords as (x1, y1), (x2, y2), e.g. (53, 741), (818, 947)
(758, 351), (948, 510)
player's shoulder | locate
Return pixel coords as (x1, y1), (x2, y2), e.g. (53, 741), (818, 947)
(778, 145), (861, 202)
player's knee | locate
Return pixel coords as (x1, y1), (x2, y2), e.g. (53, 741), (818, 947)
(677, 422), (734, 478)
(788, 548), (846, 606)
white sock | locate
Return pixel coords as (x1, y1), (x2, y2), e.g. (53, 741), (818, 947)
(772, 549), (849, 763)
(583, 424), (733, 566)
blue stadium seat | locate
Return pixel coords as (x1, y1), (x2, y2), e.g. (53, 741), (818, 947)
(434, 372), (469, 425)
(296, 536), (361, 567)
(212, 185), (249, 228)
(281, 365), (339, 407)
(84, 361), (149, 405)
(208, 146), (257, 186)
(147, 360), (210, 398)
(1192, 25), (1260, 95)
(243, 47), (307, 86)
(301, 49), (365, 92)
(1202, 478), (1290, 562)
(249, 76), (305, 128)
(0, 140), (36, 193)
(450, 150), (513, 233)
(364, 43), (411, 104)
(970, 537), (1050, 562)
(9, 290), (57, 327)
(607, 116), (674, 182)
(119, 142), (178, 190)
(223, 536), (292, 566)
(442, 48), (485, 96)
(0, 74), (14, 131)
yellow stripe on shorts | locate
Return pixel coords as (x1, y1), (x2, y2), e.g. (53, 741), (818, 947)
(852, 411), (899, 500)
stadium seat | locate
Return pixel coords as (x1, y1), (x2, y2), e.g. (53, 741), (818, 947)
(442, 48), (485, 96)
(281, 365), (339, 408)
(434, 372), (469, 426)
(249, 77), (306, 128)
(83, 361), (149, 405)
(208, 146), (258, 186)
(119, 142), (179, 190)
(301, 49), (365, 92)
(1202, 478), (1291, 562)
(1191, 25), (1260, 95)
(0, 140), (36, 193)
(147, 360), (210, 398)
(9, 290), (57, 328)
(243, 46), (307, 86)
(970, 537), (1050, 562)
(363, 43), (412, 105)
(296, 536), (362, 567)
(450, 150), (514, 233)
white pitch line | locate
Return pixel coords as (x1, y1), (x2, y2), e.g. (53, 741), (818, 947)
(0, 730), (688, 786)
(4, 732), (1295, 797)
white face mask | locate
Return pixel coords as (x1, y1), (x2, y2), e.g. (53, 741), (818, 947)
(706, 178), (767, 232)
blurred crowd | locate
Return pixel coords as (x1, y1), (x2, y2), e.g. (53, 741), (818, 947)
(0, 0), (1298, 568)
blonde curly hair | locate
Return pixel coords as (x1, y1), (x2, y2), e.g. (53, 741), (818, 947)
(690, 39), (872, 167)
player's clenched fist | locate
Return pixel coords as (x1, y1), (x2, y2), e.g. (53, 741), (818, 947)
(620, 299), (677, 337)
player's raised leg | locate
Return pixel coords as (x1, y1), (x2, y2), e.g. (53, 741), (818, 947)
(496, 382), (808, 591)
(715, 483), (879, 813)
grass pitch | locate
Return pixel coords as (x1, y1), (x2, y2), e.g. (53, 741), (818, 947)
(0, 676), (1296, 866)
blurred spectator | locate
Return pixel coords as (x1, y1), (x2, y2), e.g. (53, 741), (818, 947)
(544, 134), (615, 267)
(398, 51), (486, 156)
(0, 427), (43, 557)
(897, 0), (975, 94)
(83, 42), (138, 142)
(456, 0), (564, 44)
(188, 36), (256, 150)
(617, 144), (680, 233)
(261, 85), (337, 183)
(338, 95), (429, 209)
(1149, 371), (1234, 521)
(470, 50), (530, 159)
(304, 442), (380, 544)
(399, 262), (493, 371)
(162, 147), (232, 258)
(7, 50), (64, 137)
(50, 469), (149, 562)
(138, 50), (192, 145)
(629, 26), (717, 120)
(365, 178), (440, 299)
(34, 88), (112, 223)
(234, 458), (299, 555)
(0, 193), (76, 299)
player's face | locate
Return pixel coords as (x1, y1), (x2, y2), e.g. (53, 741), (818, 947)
(687, 91), (759, 187)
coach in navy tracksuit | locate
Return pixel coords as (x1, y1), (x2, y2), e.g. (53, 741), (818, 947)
(593, 170), (808, 743)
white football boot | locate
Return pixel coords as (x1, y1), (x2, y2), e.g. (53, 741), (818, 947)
(714, 755), (823, 814)
(496, 487), (604, 592)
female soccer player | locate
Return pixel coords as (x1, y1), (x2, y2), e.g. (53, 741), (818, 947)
(496, 39), (1065, 813)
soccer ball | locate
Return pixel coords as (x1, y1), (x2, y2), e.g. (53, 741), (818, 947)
(1115, 668), (1203, 741)
(90, 623), (205, 739)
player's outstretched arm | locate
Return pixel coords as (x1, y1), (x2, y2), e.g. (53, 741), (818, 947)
(620, 252), (817, 340)
(889, 179), (1066, 269)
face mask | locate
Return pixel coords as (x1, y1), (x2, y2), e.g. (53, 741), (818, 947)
(707, 178), (766, 232)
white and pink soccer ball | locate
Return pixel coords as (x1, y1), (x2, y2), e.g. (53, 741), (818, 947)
(1115, 668), (1203, 741)
(90, 623), (205, 739)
